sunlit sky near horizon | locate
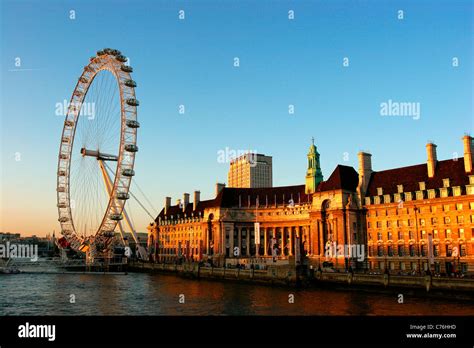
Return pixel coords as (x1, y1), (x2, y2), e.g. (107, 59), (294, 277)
(1, 0), (473, 236)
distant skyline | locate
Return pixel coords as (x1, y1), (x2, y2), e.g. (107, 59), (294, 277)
(1, 0), (473, 236)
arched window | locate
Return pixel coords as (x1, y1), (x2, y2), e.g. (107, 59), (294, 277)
(398, 245), (404, 256)
(421, 244), (427, 257)
(446, 244), (452, 257)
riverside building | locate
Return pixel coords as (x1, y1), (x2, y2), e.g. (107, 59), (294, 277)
(148, 136), (474, 275)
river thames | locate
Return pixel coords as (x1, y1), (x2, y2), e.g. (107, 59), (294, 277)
(1, 273), (473, 316)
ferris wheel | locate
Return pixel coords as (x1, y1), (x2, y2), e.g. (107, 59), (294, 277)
(56, 48), (144, 259)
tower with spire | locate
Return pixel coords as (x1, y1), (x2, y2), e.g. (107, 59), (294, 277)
(305, 137), (323, 194)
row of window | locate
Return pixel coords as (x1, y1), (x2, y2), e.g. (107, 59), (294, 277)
(368, 202), (474, 217)
(368, 215), (474, 228)
(369, 244), (467, 257)
(370, 261), (469, 273)
(369, 228), (470, 241)
(370, 178), (474, 204)
(376, 178), (471, 196)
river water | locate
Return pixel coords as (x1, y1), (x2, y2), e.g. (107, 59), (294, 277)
(1, 273), (472, 316)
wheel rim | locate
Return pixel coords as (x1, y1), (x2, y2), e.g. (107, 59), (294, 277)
(57, 49), (139, 252)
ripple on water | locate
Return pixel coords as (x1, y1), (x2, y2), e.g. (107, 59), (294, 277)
(1, 273), (473, 316)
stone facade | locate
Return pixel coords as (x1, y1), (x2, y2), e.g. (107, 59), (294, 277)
(148, 136), (474, 275)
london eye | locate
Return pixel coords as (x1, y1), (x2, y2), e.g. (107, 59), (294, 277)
(56, 48), (144, 261)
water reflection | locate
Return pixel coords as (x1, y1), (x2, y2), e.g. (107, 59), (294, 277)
(1, 273), (473, 316)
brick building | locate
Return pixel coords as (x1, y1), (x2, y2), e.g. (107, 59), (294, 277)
(148, 136), (474, 275)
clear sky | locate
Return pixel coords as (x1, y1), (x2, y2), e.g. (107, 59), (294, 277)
(1, 0), (473, 236)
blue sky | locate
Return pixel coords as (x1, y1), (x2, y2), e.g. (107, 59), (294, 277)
(1, 0), (473, 235)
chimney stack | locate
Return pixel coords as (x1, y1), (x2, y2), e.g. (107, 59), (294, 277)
(193, 191), (200, 211)
(357, 152), (373, 199)
(164, 197), (171, 215)
(426, 142), (437, 178)
(463, 135), (473, 173)
(216, 183), (225, 197)
(183, 193), (190, 211)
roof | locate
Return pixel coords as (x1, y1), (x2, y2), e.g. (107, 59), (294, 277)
(155, 165), (361, 221)
(366, 158), (472, 196)
(156, 184), (311, 221)
(315, 165), (359, 192)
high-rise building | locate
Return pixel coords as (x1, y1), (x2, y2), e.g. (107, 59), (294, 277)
(228, 153), (272, 188)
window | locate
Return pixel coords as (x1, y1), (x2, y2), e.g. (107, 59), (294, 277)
(443, 204), (450, 212)
(377, 245), (384, 256)
(388, 232), (393, 240)
(408, 219), (413, 227)
(444, 216), (451, 224)
(398, 231), (404, 240)
(459, 228), (465, 238)
(397, 185), (404, 193)
(428, 190), (436, 199)
(421, 244), (427, 257)
(377, 221), (382, 228)
(446, 229), (451, 238)
(409, 245), (416, 257)
(394, 193), (401, 203)
(368, 246), (374, 256)
(470, 202), (474, 210)
(400, 262), (406, 270)
(471, 215), (474, 223)
(420, 219), (425, 226)
(409, 231), (415, 239)
(460, 245), (467, 257)
(421, 230), (426, 239)
(434, 245), (440, 257)
(432, 217), (437, 224)
(433, 230), (438, 238)
(456, 203), (463, 211)
(398, 245), (404, 256)
(377, 232), (382, 240)
(368, 222), (372, 228)
(446, 244), (452, 257)
(377, 187), (383, 196)
(457, 216), (464, 224)
(388, 245), (394, 256)
(443, 178), (450, 188)
(368, 233), (372, 241)
(387, 220), (392, 227)
(419, 182), (426, 190)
